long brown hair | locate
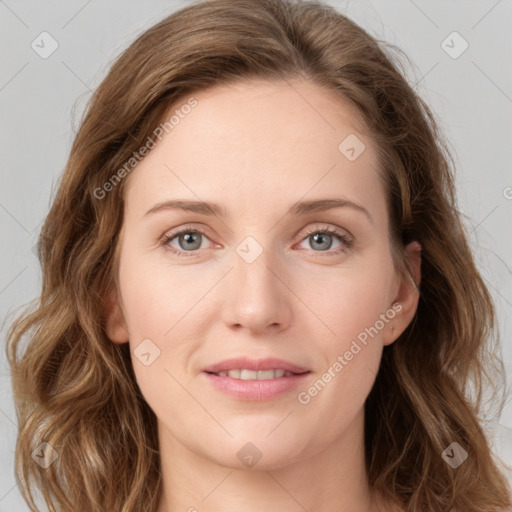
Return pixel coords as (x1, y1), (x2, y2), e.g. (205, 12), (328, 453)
(6, 0), (511, 510)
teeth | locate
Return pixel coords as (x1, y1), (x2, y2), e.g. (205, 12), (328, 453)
(241, 369), (258, 380)
(215, 369), (296, 380)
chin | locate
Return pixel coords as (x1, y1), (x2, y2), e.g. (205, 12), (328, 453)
(203, 435), (309, 471)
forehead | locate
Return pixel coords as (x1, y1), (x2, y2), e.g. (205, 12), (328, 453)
(123, 78), (384, 219)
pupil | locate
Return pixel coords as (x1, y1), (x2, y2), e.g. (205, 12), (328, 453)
(312, 233), (331, 251)
(182, 232), (200, 250)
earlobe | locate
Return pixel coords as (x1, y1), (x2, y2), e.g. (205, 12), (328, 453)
(383, 241), (422, 346)
(104, 287), (129, 344)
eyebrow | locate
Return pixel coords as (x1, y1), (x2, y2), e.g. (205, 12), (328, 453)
(144, 198), (373, 223)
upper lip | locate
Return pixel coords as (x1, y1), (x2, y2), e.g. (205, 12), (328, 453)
(203, 357), (310, 374)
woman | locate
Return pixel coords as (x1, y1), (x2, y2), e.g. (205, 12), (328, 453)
(6, 0), (512, 511)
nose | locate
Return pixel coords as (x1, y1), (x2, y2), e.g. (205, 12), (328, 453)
(220, 244), (293, 335)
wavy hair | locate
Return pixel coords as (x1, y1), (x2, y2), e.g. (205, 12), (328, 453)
(5, 0), (512, 510)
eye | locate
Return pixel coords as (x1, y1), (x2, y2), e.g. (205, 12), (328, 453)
(297, 225), (353, 256)
(160, 225), (212, 258)
(160, 224), (353, 258)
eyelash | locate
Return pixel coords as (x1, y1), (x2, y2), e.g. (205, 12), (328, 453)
(159, 224), (353, 258)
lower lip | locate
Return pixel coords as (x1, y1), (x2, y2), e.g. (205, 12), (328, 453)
(202, 371), (311, 401)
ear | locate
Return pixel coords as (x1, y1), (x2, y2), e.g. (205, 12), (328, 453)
(382, 241), (422, 346)
(104, 286), (129, 344)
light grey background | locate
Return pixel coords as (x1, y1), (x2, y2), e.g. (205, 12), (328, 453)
(1, 0), (511, 509)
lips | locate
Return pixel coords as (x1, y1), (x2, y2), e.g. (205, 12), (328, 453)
(202, 356), (310, 375)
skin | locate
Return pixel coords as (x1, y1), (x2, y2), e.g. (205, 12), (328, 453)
(105, 78), (421, 512)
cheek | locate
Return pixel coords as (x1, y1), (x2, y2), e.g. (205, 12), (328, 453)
(302, 258), (395, 348)
(118, 244), (197, 339)
(295, 273), (387, 441)
(294, 255), (393, 409)
(117, 244), (224, 407)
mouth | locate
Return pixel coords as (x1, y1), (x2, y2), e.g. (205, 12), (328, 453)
(204, 368), (310, 380)
(201, 357), (311, 400)
(202, 356), (310, 375)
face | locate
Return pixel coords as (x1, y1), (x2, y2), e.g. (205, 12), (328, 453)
(106, 78), (420, 470)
